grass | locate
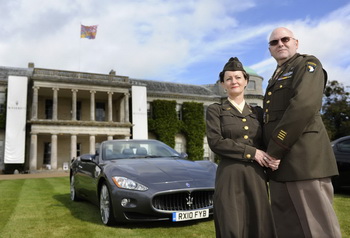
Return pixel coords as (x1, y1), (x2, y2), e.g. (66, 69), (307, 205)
(0, 177), (349, 238)
(0, 177), (214, 238)
(334, 192), (350, 238)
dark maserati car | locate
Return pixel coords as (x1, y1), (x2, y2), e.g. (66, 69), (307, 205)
(70, 139), (217, 226)
(331, 135), (350, 191)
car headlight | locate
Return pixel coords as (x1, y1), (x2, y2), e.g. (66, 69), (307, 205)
(112, 176), (148, 191)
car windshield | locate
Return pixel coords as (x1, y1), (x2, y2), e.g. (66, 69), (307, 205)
(101, 140), (181, 160)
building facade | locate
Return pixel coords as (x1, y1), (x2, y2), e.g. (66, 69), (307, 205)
(0, 63), (263, 173)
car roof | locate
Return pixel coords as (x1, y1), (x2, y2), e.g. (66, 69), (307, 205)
(103, 139), (158, 142)
(332, 135), (350, 143)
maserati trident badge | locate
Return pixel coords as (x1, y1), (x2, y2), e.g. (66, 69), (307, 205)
(186, 193), (193, 207)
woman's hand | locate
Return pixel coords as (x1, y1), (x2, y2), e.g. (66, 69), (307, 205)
(254, 149), (270, 168)
(254, 150), (280, 170)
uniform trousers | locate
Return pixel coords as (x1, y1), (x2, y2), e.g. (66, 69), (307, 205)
(269, 178), (341, 238)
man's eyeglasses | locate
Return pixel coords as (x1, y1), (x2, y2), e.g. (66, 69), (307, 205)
(269, 36), (296, 46)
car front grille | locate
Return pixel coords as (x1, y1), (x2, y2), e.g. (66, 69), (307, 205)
(152, 190), (214, 211)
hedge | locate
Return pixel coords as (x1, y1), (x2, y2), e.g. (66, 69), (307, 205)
(148, 100), (206, 161)
(181, 102), (205, 161)
(148, 100), (179, 148)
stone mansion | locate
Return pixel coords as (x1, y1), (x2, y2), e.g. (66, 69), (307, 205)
(0, 63), (263, 173)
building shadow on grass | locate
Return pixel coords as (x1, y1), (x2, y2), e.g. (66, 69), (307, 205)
(53, 193), (213, 228)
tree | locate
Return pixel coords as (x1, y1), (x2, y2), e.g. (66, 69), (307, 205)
(322, 80), (350, 140)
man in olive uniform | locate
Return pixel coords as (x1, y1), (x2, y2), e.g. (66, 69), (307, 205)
(263, 27), (341, 238)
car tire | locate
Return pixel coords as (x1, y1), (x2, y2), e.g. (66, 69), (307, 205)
(332, 176), (341, 193)
(70, 175), (80, 201)
(100, 182), (116, 226)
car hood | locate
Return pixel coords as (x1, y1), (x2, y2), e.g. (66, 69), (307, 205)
(104, 158), (215, 186)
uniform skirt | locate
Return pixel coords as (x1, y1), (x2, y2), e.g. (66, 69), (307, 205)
(214, 158), (276, 238)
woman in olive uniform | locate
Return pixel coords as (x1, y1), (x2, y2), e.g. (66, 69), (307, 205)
(206, 57), (278, 238)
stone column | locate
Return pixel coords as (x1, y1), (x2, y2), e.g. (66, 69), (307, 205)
(90, 90), (96, 121)
(71, 134), (77, 160)
(29, 133), (38, 171)
(107, 135), (113, 141)
(71, 89), (78, 121)
(89, 135), (95, 154)
(124, 92), (130, 123)
(108, 91), (113, 122)
(51, 134), (58, 169)
(52, 88), (59, 120)
(119, 98), (124, 122)
(31, 86), (39, 120)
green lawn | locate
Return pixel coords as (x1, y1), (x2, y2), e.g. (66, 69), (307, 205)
(0, 176), (349, 238)
(0, 177), (214, 238)
(334, 192), (350, 238)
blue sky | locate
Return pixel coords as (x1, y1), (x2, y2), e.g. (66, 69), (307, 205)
(1, 0), (349, 90)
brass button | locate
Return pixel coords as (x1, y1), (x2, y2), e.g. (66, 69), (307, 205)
(244, 135), (249, 139)
(242, 118), (247, 122)
(268, 92), (272, 96)
(265, 109), (269, 112)
(244, 126), (249, 130)
(246, 154), (251, 159)
(280, 85), (283, 88)
(266, 100), (270, 104)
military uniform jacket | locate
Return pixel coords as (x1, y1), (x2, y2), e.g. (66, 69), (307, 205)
(207, 101), (277, 238)
(206, 100), (263, 161)
(263, 53), (338, 181)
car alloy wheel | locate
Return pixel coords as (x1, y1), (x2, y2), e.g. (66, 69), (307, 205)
(70, 175), (79, 201)
(100, 183), (116, 225)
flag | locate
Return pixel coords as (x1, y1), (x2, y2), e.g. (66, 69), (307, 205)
(81, 25), (98, 39)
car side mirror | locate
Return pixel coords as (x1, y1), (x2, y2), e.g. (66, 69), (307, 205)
(80, 154), (95, 162)
(180, 152), (188, 159)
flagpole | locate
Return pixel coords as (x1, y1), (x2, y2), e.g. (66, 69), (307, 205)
(78, 23), (81, 78)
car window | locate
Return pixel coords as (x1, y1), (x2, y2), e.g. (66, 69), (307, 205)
(337, 139), (350, 153)
(101, 140), (180, 160)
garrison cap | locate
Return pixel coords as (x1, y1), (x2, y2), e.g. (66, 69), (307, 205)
(219, 57), (249, 82)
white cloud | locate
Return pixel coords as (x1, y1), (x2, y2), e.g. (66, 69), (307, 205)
(288, 13), (350, 87)
(251, 3), (350, 88)
(0, 0), (256, 79)
(0, 0), (349, 89)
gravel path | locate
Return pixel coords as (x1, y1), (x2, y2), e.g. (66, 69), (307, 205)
(0, 171), (69, 180)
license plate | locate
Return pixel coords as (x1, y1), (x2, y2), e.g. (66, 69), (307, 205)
(172, 209), (209, 222)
